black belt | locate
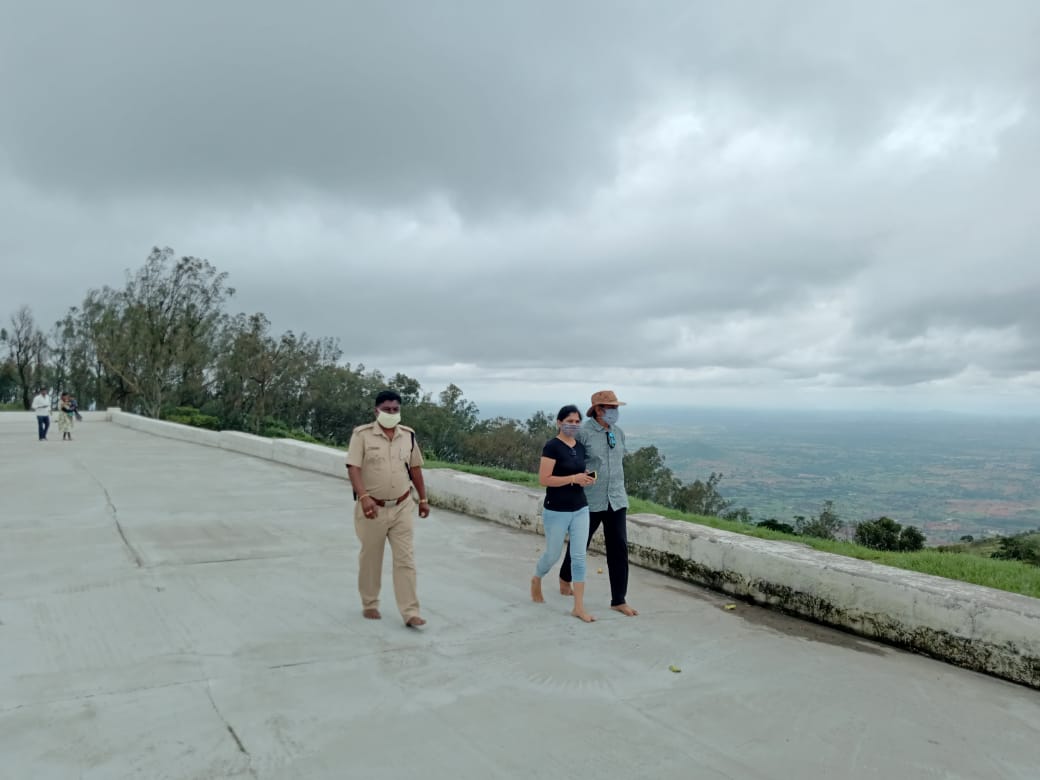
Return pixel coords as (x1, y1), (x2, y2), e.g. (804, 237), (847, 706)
(370, 491), (411, 507)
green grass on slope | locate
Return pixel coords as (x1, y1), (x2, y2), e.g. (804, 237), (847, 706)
(425, 460), (1040, 600)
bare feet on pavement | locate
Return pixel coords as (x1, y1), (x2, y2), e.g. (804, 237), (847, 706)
(571, 609), (596, 623)
(405, 616), (427, 628)
(362, 608), (382, 620)
(531, 576), (545, 603)
(612, 603), (639, 616)
(559, 579), (573, 596)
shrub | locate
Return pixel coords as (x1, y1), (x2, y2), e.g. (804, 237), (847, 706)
(757, 519), (796, 534)
(854, 516), (926, 552)
(261, 417), (323, 444)
(991, 535), (1040, 566)
(164, 406), (221, 430)
(794, 501), (842, 540)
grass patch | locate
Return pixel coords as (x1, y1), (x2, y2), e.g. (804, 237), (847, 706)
(427, 461), (1040, 600)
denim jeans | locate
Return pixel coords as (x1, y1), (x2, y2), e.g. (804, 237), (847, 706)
(36, 416), (50, 440)
(535, 507), (590, 583)
(560, 506), (630, 606)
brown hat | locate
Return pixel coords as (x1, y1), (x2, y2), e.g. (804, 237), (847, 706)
(586, 389), (626, 417)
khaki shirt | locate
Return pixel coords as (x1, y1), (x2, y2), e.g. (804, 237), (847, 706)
(346, 422), (425, 501)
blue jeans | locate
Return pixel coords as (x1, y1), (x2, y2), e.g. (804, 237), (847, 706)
(535, 507), (590, 583)
(37, 416), (50, 440)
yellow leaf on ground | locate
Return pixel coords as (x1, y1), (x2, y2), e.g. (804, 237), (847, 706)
(724, 604), (737, 610)
(669, 665), (681, 673)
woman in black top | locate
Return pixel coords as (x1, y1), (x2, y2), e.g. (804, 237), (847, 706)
(530, 405), (597, 622)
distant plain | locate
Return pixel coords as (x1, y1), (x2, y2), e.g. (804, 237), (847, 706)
(481, 404), (1040, 544)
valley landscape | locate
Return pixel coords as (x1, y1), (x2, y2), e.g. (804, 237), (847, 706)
(620, 407), (1040, 544)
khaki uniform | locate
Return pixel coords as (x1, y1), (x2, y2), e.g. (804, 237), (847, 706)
(345, 422), (425, 621)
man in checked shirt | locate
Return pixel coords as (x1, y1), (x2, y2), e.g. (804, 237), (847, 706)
(559, 389), (639, 616)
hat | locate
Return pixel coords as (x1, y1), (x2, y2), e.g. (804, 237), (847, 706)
(586, 389), (626, 417)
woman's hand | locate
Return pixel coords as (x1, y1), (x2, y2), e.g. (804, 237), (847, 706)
(572, 472), (596, 487)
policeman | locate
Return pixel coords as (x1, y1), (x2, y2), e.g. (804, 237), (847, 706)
(346, 389), (430, 627)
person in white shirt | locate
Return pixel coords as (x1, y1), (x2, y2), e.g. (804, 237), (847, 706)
(31, 387), (51, 441)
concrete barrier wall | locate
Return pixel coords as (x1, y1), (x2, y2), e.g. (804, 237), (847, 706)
(111, 410), (221, 447)
(219, 431), (275, 461)
(424, 469), (544, 534)
(100, 411), (1040, 689)
(270, 439), (347, 479)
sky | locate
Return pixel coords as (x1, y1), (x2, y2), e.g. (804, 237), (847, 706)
(2, 2), (1039, 415)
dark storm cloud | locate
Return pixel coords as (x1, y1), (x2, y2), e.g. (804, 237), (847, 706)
(2, 1), (1039, 409)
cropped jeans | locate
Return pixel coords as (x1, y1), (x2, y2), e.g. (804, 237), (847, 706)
(535, 507), (590, 583)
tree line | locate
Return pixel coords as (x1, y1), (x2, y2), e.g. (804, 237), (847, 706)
(3, 247), (937, 555)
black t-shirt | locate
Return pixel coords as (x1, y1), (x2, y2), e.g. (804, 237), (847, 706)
(542, 437), (589, 512)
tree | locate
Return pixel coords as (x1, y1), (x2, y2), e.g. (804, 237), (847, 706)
(2, 306), (48, 409)
(795, 500), (843, 540)
(854, 516), (901, 550)
(82, 247), (234, 417)
(991, 535), (1040, 566)
(671, 472), (732, 516)
(898, 525), (926, 552)
(460, 417), (541, 471)
(854, 516), (926, 551)
(407, 384), (480, 462)
(623, 446), (680, 505)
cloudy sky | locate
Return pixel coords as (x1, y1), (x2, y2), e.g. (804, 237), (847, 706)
(2, 2), (1038, 414)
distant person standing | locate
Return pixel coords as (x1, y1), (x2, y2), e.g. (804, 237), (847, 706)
(57, 392), (75, 441)
(346, 390), (430, 628)
(560, 390), (639, 616)
(31, 387), (51, 441)
(531, 404), (597, 622)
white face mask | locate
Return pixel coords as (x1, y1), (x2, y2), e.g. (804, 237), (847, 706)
(376, 411), (401, 428)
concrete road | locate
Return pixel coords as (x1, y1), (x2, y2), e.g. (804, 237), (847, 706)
(1, 420), (1038, 779)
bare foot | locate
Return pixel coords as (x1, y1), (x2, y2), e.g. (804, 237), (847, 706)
(531, 576), (545, 603)
(611, 603), (639, 617)
(559, 579), (573, 596)
(571, 609), (596, 623)
(362, 608), (382, 620)
(405, 616), (427, 628)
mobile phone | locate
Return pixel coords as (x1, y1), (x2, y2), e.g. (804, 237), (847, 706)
(588, 470), (597, 480)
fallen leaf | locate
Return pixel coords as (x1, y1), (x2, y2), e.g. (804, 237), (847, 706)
(597, 568), (604, 574)
(669, 665), (681, 673)
(724, 604), (737, 610)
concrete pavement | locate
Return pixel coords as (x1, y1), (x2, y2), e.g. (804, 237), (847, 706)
(1, 420), (1038, 779)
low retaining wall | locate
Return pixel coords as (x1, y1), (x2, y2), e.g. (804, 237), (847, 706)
(101, 411), (1040, 689)
(270, 439), (347, 479)
(219, 431), (275, 461)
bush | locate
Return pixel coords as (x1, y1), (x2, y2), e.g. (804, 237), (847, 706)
(757, 518), (796, 534)
(854, 516), (926, 552)
(261, 417), (323, 444)
(794, 501), (842, 540)
(164, 406), (221, 430)
(991, 535), (1040, 566)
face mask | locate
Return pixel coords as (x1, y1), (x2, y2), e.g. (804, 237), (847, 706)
(602, 408), (620, 425)
(377, 411), (401, 428)
(560, 422), (581, 437)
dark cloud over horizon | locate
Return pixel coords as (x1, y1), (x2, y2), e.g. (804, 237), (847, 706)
(2, 1), (1039, 412)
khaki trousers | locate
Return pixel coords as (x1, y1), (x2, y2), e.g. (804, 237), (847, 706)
(354, 496), (420, 622)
